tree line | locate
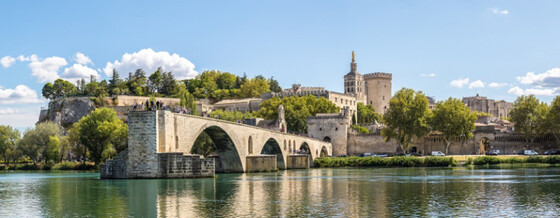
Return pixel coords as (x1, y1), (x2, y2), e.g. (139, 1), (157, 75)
(0, 108), (127, 166)
(41, 68), (283, 102)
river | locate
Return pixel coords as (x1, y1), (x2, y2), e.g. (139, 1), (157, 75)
(1, 167), (560, 217)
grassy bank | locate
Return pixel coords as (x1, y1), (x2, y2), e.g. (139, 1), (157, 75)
(466, 156), (560, 166)
(314, 156), (458, 168)
(0, 162), (97, 171)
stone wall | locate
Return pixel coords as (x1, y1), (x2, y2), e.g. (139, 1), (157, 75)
(100, 149), (128, 179)
(127, 111), (160, 178)
(158, 153), (214, 178)
(307, 114), (348, 156)
(287, 155), (310, 169)
(246, 155), (277, 172)
(347, 133), (399, 155)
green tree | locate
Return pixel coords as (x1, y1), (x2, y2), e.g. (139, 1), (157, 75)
(109, 69), (128, 95)
(68, 122), (88, 164)
(75, 108), (128, 164)
(257, 95), (339, 133)
(268, 76), (282, 92)
(546, 96), (560, 145)
(357, 102), (381, 125)
(19, 122), (63, 164)
(42, 82), (56, 99)
(148, 67), (163, 94)
(0, 125), (20, 164)
(430, 97), (477, 154)
(191, 132), (218, 157)
(381, 88), (431, 154)
(127, 69), (148, 96)
(160, 72), (178, 96)
(46, 136), (61, 163)
(240, 77), (270, 98)
(179, 90), (198, 115)
(510, 95), (549, 147)
(216, 72), (237, 90)
(53, 79), (77, 98)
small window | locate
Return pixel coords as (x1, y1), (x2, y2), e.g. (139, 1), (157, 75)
(320, 128), (322, 131)
(335, 127), (338, 131)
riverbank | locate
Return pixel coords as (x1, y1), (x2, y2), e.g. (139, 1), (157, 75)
(0, 162), (96, 171)
(314, 155), (560, 168)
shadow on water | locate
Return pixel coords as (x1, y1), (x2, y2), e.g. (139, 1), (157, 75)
(2, 167), (560, 217)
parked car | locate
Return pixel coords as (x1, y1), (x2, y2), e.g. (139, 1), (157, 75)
(431, 151), (445, 156)
(377, 153), (388, 158)
(518, 150), (538, 155)
(544, 150), (560, 155)
(405, 152), (422, 157)
(358, 153), (375, 157)
(337, 154), (347, 158)
(486, 150), (500, 155)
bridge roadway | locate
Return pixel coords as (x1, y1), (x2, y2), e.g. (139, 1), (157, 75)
(127, 110), (332, 174)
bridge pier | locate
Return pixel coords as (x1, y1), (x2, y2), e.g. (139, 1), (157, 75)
(246, 155), (277, 172)
(286, 155), (311, 169)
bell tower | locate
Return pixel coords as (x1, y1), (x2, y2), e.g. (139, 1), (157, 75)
(344, 51), (365, 102)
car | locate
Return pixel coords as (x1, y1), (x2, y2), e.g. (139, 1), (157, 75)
(486, 150), (500, 155)
(518, 150), (538, 155)
(358, 153), (375, 157)
(544, 150), (560, 155)
(337, 154), (347, 158)
(377, 153), (388, 157)
(431, 151), (445, 156)
(405, 152), (422, 157)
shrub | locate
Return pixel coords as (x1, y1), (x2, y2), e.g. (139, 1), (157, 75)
(313, 156), (456, 168)
(351, 125), (370, 134)
(472, 156), (501, 165)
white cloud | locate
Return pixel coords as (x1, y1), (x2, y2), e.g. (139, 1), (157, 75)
(103, 48), (198, 80)
(17, 55), (38, 62)
(1, 56), (16, 68)
(25, 56), (68, 83)
(508, 86), (555, 96)
(450, 78), (470, 88)
(492, 8), (509, 15)
(420, 73), (436, 77)
(516, 68), (560, 87)
(60, 64), (99, 82)
(0, 108), (20, 115)
(488, 82), (508, 88)
(469, 80), (485, 89)
(0, 85), (44, 104)
(74, 52), (93, 65)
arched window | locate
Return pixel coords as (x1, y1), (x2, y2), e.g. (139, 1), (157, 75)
(323, 136), (331, 142)
(248, 136), (253, 154)
(284, 140), (287, 150)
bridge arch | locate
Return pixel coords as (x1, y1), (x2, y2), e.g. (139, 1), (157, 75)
(260, 138), (286, 170)
(320, 146), (328, 157)
(298, 142), (311, 155)
(190, 125), (244, 173)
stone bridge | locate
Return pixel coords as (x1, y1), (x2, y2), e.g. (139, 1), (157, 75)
(126, 110), (332, 176)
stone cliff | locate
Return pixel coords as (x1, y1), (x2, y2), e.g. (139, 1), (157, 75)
(38, 97), (96, 127)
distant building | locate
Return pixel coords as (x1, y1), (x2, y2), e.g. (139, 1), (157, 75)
(462, 94), (513, 118)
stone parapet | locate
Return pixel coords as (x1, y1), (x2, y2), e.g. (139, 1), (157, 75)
(363, 72), (392, 80)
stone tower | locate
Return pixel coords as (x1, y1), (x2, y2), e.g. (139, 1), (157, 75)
(364, 72), (392, 115)
(344, 51), (366, 103)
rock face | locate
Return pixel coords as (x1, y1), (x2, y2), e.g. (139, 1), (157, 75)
(38, 97), (96, 127)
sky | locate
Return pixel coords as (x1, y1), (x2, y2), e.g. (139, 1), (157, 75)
(1, 1), (560, 130)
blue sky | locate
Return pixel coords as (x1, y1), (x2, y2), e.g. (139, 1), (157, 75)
(1, 1), (560, 129)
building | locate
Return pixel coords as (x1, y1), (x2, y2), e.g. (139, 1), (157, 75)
(462, 94), (513, 118)
(344, 51), (392, 114)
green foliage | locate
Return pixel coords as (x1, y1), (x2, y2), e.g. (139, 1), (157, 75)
(257, 95), (340, 133)
(268, 76), (282, 92)
(509, 95), (549, 146)
(313, 156), (457, 168)
(381, 88), (431, 153)
(190, 132), (217, 157)
(74, 108), (128, 164)
(42, 82), (55, 99)
(51, 161), (96, 170)
(179, 90), (197, 115)
(468, 156), (560, 165)
(351, 125), (370, 134)
(357, 102), (381, 125)
(0, 125), (20, 164)
(46, 136), (61, 163)
(19, 122), (63, 164)
(127, 69), (148, 96)
(209, 110), (255, 122)
(430, 97), (477, 154)
(546, 96), (560, 145)
(240, 76), (270, 98)
(148, 67), (163, 93)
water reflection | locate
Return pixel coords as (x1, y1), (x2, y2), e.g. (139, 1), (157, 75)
(1, 167), (560, 217)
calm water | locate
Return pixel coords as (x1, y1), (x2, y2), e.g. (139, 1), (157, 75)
(1, 167), (560, 217)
